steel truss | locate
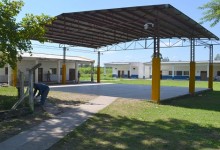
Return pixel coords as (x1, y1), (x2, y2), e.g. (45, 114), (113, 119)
(95, 38), (220, 52)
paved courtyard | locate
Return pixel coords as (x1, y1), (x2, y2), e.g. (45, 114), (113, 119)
(50, 83), (208, 100)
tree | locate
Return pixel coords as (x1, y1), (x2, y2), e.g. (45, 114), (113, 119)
(199, 0), (220, 27)
(214, 54), (220, 60)
(151, 52), (163, 60)
(0, 0), (54, 69)
(161, 57), (170, 62)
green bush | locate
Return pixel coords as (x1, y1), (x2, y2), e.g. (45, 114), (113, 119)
(79, 67), (113, 81)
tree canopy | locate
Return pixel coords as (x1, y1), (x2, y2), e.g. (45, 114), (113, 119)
(214, 54), (220, 60)
(0, 0), (54, 69)
(199, 0), (220, 27)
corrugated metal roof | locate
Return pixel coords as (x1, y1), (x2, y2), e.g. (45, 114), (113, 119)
(45, 4), (219, 49)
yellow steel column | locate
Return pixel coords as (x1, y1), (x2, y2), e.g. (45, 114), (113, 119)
(97, 66), (100, 83)
(189, 38), (195, 95)
(208, 45), (214, 90)
(62, 64), (66, 84)
(208, 63), (213, 89)
(151, 57), (161, 102)
(12, 65), (17, 87)
(97, 51), (101, 83)
(62, 47), (67, 84)
(189, 61), (195, 94)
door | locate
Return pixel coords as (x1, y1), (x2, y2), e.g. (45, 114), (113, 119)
(128, 71), (130, 78)
(201, 71), (207, 80)
(122, 70), (124, 78)
(69, 69), (75, 80)
(38, 68), (43, 82)
(118, 70), (121, 78)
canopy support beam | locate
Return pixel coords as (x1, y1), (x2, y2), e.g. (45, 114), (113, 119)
(151, 19), (161, 103)
(208, 44), (214, 90)
(62, 47), (67, 84)
(189, 38), (195, 94)
(97, 51), (101, 83)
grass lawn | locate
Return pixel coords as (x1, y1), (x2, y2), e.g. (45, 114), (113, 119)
(103, 79), (220, 90)
(49, 80), (220, 150)
(0, 87), (18, 110)
(1, 80), (220, 149)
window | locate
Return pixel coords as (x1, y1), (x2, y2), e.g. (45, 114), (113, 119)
(50, 68), (57, 75)
(168, 71), (172, 75)
(176, 71), (182, 76)
(5, 67), (8, 75)
(183, 71), (189, 76)
(217, 71), (220, 76)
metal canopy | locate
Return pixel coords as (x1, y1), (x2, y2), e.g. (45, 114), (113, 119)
(45, 4), (219, 49)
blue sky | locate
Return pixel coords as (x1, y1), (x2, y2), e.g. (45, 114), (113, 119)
(19, 0), (220, 66)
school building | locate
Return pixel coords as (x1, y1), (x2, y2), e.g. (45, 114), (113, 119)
(105, 61), (220, 80)
(0, 53), (95, 85)
(104, 62), (144, 79)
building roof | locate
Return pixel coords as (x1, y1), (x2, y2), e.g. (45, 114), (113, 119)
(104, 62), (144, 65)
(22, 53), (94, 62)
(105, 62), (130, 65)
(144, 60), (220, 65)
(45, 4), (219, 49)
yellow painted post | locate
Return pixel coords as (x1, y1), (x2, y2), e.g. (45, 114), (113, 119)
(62, 64), (66, 84)
(189, 61), (195, 94)
(97, 66), (100, 83)
(12, 65), (17, 87)
(97, 51), (101, 83)
(208, 63), (213, 90)
(151, 57), (161, 103)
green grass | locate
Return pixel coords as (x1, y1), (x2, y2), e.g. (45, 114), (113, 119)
(49, 80), (220, 150)
(0, 87), (18, 110)
(80, 74), (114, 81)
(2, 80), (220, 149)
(103, 79), (220, 91)
(50, 93), (220, 149)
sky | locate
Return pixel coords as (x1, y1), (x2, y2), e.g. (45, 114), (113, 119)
(18, 0), (220, 66)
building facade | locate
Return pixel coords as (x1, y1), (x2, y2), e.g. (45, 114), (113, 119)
(0, 53), (95, 85)
(104, 62), (144, 79)
(105, 61), (220, 80)
(145, 61), (220, 80)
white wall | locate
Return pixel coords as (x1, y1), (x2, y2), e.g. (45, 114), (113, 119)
(0, 66), (7, 82)
(0, 60), (90, 84)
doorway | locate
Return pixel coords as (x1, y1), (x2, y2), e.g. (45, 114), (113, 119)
(201, 71), (207, 80)
(128, 70), (130, 78)
(38, 68), (43, 82)
(122, 70), (124, 78)
(69, 69), (75, 80)
(118, 70), (121, 78)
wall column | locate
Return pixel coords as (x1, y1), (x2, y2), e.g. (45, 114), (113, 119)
(62, 47), (67, 84)
(189, 38), (196, 94)
(172, 65), (175, 80)
(151, 20), (161, 103)
(57, 60), (61, 83)
(91, 62), (94, 82)
(75, 61), (78, 83)
(12, 64), (17, 87)
(208, 44), (213, 90)
(97, 51), (101, 83)
(35, 60), (38, 83)
(8, 64), (11, 85)
(129, 64), (132, 78)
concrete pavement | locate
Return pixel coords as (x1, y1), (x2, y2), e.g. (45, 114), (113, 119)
(50, 83), (208, 100)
